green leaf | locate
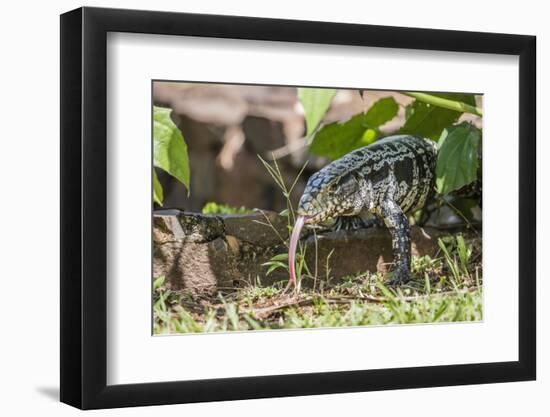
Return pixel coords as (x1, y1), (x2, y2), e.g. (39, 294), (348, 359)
(309, 97), (398, 160)
(270, 253), (289, 261)
(153, 106), (190, 191)
(400, 93), (476, 140)
(364, 97), (399, 127)
(262, 261), (288, 275)
(153, 169), (164, 206)
(310, 113), (373, 160)
(298, 88), (337, 136)
(436, 123), (481, 195)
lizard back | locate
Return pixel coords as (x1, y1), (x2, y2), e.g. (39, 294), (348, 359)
(309, 135), (437, 214)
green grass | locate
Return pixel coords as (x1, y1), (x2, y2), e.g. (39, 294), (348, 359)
(153, 235), (482, 334)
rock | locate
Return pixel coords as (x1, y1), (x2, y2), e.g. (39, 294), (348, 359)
(176, 213), (225, 243)
(302, 227), (448, 280)
(153, 211), (289, 292)
(153, 211), (225, 243)
(153, 211), (466, 293)
(222, 211), (289, 247)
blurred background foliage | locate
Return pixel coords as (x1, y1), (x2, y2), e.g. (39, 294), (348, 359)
(153, 83), (482, 228)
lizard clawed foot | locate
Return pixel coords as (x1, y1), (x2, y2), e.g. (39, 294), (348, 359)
(334, 216), (366, 231)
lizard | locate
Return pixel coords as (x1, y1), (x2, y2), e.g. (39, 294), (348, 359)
(287, 134), (438, 291)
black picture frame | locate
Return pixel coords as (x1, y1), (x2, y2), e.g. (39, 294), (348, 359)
(60, 6), (536, 410)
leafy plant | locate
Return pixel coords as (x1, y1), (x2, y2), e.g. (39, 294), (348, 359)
(201, 201), (252, 215)
(153, 106), (190, 205)
(257, 156), (316, 289)
(436, 122), (481, 195)
(438, 235), (475, 289)
(262, 253), (289, 276)
(455, 235), (474, 282)
(257, 155), (308, 227)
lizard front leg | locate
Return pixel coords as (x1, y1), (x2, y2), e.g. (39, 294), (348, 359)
(379, 200), (411, 285)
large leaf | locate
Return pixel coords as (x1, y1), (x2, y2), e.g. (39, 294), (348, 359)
(153, 106), (190, 191)
(310, 113), (376, 160)
(364, 96), (399, 127)
(153, 169), (164, 206)
(310, 97), (398, 160)
(400, 93), (476, 140)
(298, 88), (337, 136)
(436, 122), (481, 195)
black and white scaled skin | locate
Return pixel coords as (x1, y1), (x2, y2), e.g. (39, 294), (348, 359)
(293, 135), (437, 286)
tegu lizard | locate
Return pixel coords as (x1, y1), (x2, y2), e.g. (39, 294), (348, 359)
(287, 135), (437, 290)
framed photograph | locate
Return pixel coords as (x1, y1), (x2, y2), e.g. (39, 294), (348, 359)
(60, 6), (536, 410)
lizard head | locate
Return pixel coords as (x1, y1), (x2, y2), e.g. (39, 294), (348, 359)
(297, 170), (363, 224)
(288, 165), (365, 292)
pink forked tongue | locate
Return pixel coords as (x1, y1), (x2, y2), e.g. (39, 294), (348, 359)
(287, 215), (306, 292)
